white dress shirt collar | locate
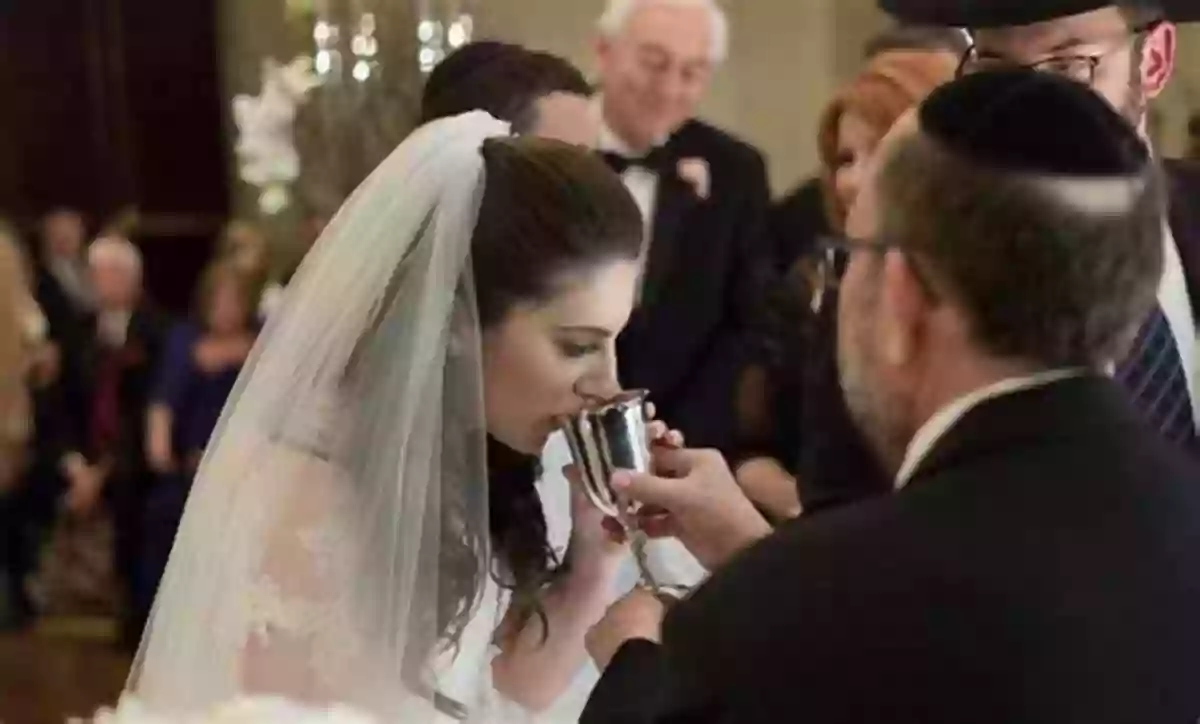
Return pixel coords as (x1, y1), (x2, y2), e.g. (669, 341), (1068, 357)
(895, 369), (1087, 488)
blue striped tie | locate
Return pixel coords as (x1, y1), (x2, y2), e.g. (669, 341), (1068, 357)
(1116, 305), (1199, 452)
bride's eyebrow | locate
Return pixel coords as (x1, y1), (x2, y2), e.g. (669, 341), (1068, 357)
(556, 324), (613, 337)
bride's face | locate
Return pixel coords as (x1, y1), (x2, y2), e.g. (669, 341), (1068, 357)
(482, 259), (640, 454)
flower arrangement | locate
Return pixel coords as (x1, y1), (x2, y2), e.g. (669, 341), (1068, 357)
(232, 56), (321, 215)
(80, 695), (380, 724)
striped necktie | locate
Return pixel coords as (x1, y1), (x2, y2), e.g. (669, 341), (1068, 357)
(1116, 304), (1198, 452)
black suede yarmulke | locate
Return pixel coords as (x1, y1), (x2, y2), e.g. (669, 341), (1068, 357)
(918, 68), (1149, 176)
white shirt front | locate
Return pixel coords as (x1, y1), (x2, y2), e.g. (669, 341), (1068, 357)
(596, 120), (660, 251)
(1158, 221), (1200, 428)
(895, 370), (1087, 488)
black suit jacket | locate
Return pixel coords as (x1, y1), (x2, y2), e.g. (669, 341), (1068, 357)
(617, 120), (774, 454)
(583, 376), (1200, 724)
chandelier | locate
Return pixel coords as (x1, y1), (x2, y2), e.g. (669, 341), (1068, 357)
(305, 0), (474, 85)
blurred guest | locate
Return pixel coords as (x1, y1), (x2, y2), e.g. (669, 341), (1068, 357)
(140, 260), (256, 628)
(583, 70), (1200, 724)
(35, 209), (94, 323)
(736, 50), (955, 520)
(216, 220), (270, 287)
(593, 0), (773, 453)
(771, 25), (967, 275)
(37, 235), (166, 644)
(0, 223), (49, 489)
(0, 224), (51, 628)
(215, 219), (273, 320)
(32, 209), (93, 399)
(421, 40), (596, 144)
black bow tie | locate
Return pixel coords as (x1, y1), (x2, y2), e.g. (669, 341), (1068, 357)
(600, 146), (672, 175)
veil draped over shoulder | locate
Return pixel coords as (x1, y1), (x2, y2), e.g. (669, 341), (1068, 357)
(127, 112), (516, 721)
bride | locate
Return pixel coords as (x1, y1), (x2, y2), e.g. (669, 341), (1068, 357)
(125, 111), (656, 721)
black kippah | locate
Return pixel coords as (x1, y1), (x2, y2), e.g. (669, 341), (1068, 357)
(918, 69), (1149, 176)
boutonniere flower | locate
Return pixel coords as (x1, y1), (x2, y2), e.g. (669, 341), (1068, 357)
(676, 157), (710, 200)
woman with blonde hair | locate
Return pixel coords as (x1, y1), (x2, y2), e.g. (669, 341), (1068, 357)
(735, 49), (956, 522)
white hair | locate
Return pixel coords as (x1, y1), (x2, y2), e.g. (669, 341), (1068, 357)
(88, 235), (143, 278)
(597, 0), (730, 64)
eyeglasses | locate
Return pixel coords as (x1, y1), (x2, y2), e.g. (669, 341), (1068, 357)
(810, 235), (939, 315)
(956, 20), (1163, 86)
(809, 235), (885, 315)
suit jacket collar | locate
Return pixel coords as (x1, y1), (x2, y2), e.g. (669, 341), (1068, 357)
(897, 369), (1086, 487)
(909, 374), (1143, 485)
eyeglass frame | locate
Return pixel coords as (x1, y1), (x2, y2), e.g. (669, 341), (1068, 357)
(809, 234), (940, 315)
(954, 19), (1165, 85)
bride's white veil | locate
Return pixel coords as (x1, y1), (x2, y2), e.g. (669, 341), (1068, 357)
(128, 111), (512, 720)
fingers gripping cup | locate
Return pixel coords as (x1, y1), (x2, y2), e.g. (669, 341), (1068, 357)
(559, 390), (687, 598)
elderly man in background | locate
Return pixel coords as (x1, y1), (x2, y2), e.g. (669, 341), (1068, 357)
(592, 0), (774, 456)
(34, 235), (167, 648)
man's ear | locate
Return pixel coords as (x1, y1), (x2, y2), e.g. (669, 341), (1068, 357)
(1141, 21), (1176, 99)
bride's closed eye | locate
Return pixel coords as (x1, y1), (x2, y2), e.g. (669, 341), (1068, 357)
(557, 340), (602, 359)
(554, 325), (613, 360)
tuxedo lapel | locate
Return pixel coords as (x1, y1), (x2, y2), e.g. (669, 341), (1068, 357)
(642, 171), (698, 310)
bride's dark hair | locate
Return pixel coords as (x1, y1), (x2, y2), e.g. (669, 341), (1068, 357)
(443, 137), (641, 645)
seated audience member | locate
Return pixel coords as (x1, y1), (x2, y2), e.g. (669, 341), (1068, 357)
(736, 49), (955, 521)
(420, 40), (597, 144)
(582, 70), (1200, 724)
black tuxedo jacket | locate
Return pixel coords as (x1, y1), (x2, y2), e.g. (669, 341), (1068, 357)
(583, 376), (1200, 724)
(616, 120), (774, 454)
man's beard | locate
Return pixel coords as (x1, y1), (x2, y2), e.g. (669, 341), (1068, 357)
(837, 314), (911, 476)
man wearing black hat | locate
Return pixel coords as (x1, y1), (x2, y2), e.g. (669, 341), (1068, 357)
(578, 70), (1200, 724)
(876, 0), (1200, 455)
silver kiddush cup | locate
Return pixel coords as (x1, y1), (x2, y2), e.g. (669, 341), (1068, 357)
(559, 390), (687, 597)
(559, 389), (652, 519)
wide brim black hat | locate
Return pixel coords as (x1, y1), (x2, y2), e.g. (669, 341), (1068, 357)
(878, 0), (1200, 28)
